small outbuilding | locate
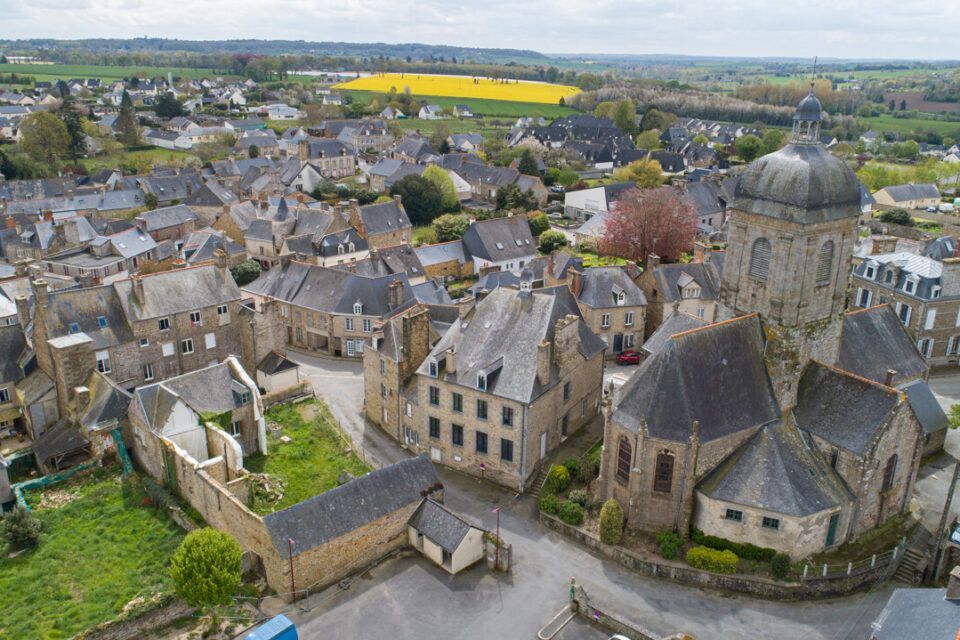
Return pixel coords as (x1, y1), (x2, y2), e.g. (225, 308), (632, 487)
(257, 351), (301, 394)
(900, 379), (949, 456)
(408, 498), (485, 574)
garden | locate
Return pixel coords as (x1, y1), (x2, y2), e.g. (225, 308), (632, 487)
(244, 399), (370, 514)
(0, 467), (186, 639)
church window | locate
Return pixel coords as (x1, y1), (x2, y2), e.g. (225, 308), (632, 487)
(653, 452), (674, 492)
(616, 437), (632, 482)
(748, 238), (771, 281)
(816, 241), (834, 284)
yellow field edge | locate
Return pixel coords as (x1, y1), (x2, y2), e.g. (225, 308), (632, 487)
(333, 73), (580, 105)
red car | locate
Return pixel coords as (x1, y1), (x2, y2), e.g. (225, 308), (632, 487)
(617, 351), (641, 365)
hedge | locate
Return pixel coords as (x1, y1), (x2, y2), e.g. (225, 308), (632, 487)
(539, 493), (561, 515)
(691, 529), (777, 562)
(656, 531), (682, 560)
(599, 499), (624, 545)
(558, 500), (584, 526)
(771, 553), (792, 580)
(563, 457), (584, 483)
(544, 465), (571, 494)
(686, 545), (738, 574)
(567, 489), (589, 508)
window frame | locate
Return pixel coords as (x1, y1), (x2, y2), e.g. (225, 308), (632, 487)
(180, 338), (194, 355)
(724, 508), (743, 523)
(452, 423), (464, 447)
(653, 452), (674, 493)
(475, 430), (488, 455)
(761, 516), (781, 531)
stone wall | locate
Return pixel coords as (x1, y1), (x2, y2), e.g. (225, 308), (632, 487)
(74, 598), (195, 640)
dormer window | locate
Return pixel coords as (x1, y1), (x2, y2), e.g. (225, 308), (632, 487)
(348, 242), (355, 252)
(884, 270), (894, 284)
(69, 322), (80, 334)
(616, 291), (625, 305)
(353, 302), (363, 315)
(428, 360), (438, 378)
(904, 277), (918, 295)
(864, 263), (877, 280)
(338, 244), (345, 255)
(477, 373), (487, 391)
(932, 285), (942, 299)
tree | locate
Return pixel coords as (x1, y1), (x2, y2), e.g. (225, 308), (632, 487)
(640, 108), (666, 132)
(556, 167), (579, 187)
(19, 111), (69, 168)
(248, 144), (259, 158)
(528, 212), (550, 236)
(431, 213), (470, 242)
(612, 158), (665, 189)
(2, 506), (42, 549)
(593, 101), (617, 119)
(57, 95), (87, 165)
(599, 499), (624, 545)
(599, 187), (696, 262)
(169, 528), (242, 611)
(390, 174), (443, 225)
(517, 148), (539, 176)
(116, 90), (140, 146)
(428, 123), (451, 151)
(949, 404), (960, 429)
(495, 184), (537, 212)
(692, 134), (709, 145)
(900, 100), (907, 111)
(760, 129), (786, 155)
(735, 134), (763, 162)
(230, 259), (262, 286)
(613, 99), (637, 135)
(143, 192), (158, 210)
(635, 130), (661, 150)
(538, 230), (569, 253)
(155, 92), (185, 119)
(422, 165), (459, 212)
(888, 99), (896, 112)
(878, 208), (914, 227)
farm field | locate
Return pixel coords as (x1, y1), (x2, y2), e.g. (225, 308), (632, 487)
(0, 62), (229, 83)
(335, 72), (579, 105)
(0, 468), (185, 639)
(856, 113), (960, 137)
(345, 90), (576, 118)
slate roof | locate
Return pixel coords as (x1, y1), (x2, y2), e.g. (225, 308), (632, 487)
(462, 216), (536, 263)
(408, 498), (476, 553)
(42, 285), (133, 350)
(576, 266), (646, 309)
(262, 455), (441, 556)
(359, 200), (412, 236)
(877, 183), (940, 204)
(794, 362), (900, 454)
(0, 324), (27, 383)
(114, 264), (242, 321)
(839, 305), (928, 386)
(415, 241), (467, 267)
(900, 380), (949, 436)
(258, 351), (299, 375)
(77, 370), (132, 430)
(698, 419), (852, 517)
(613, 315), (779, 443)
(870, 588), (960, 640)
(109, 227), (158, 259)
(419, 286), (606, 404)
(137, 204), (197, 232)
(134, 362), (248, 434)
(641, 311), (708, 357)
(185, 181), (237, 207)
(653, 259), (724, 303)
(32, 420), (90, 465)
(412, 280), (454, 305)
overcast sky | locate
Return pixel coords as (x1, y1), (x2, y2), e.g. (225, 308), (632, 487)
(2, 0), (957, 60)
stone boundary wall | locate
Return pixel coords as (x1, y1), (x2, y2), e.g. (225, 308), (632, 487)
(261, 382), (313, 408)
(73, 599), (195, 640)
(571, 582), (661, 640)
(540, 512), (902, 600)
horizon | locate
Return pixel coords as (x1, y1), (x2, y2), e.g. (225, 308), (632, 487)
(3, 0), (958, 61)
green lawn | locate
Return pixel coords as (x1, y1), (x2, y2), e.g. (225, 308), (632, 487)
(857, 113), (960, 137)
(344, 90), (575, 119)
(0, 468), (185, 639)
(412, 225), (438, 245)
(572, 249), (629, 267)
(0, 62), (231, 83)
(245, 400), (370, 514)
(80, 146), (203, 173)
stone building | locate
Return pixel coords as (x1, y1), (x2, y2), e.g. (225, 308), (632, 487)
(407, 281), (606, 491)
(597, 87), (933, 559)
(568, 266), (647, 357)
(636, 249), (723, 338)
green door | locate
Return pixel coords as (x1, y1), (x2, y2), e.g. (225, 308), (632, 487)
(826, 513), (839, 547)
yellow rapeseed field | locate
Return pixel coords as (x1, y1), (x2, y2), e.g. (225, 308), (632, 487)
(333, 73), (580, 105)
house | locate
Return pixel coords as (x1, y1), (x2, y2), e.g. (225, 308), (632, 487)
(134, 204), (198, 242)
(380, 107), (405, 120)
(0, 324), (28, 436)
(447, 134), (484, 153)
(598, 90), (926, 559)
(419, 105), (444, 120)
(461, 216), (537, 275)
(390, 137), (440, 165)
(636, 249), (725, 336)
(144, 129), (193, 150)
(563, 183), (637, 222)
(408, 498), (485, 573)
(567, 266), (647, 357)
(415, 240), (474, 282)
(872, 183), (940, 210)
(405, 282), (606, 490)
(452, 105), (474, 118)
(256, 351), (301, 395)
(347, 197), (413, 249)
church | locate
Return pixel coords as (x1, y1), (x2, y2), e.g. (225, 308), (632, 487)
(597, 87), (942, 559)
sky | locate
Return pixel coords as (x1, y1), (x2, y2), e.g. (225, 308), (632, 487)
(1, 0), (958, 61)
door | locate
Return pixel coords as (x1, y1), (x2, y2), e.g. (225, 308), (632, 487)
(539, 433), (547, 459)
(825, 513), (839, 547)
(613, 334), (623, 353)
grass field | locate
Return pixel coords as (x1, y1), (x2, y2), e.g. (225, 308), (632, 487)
(335, 72), (579, 105)
(344, 90), (575, 119)
(245, 399), (370, 514)
(857, 113), (960, 136)
(0, 62), (229, 83)
(0, 468), (184, 639)
(80, 146), (203, 173)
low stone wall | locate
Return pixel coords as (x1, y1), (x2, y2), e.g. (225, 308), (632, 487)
(262, 382), (312, 409)
(540, 512), (901, 601)
(571, 582), (661, 640)
(73, 598), (195, 640)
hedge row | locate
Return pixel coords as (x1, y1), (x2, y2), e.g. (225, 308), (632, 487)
(691, 528), (777, 562)
(686, 545), (738, 574)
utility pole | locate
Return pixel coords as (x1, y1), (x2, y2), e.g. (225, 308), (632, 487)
(288, 537), (297, 602)
(932, 456), (960, 584)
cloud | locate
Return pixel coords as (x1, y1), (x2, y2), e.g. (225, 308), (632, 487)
(0, 0), (957, 59)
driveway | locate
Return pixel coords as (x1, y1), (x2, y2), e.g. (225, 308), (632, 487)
(282, 355), (896, 639)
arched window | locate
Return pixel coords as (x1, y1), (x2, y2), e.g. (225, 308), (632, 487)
(653, 452), (674, 493)
(816, 241), (834, 284)
(616, 437), (632, 482)
(748, 238), (772, 281)
(881, 454), (898, 492)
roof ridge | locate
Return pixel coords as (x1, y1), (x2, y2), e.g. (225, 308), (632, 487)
(670, 312), (758, 341)
(844, 303), (889, 316)
(811, 359), (900, 395)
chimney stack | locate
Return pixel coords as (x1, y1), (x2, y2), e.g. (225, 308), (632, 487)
(884, 369), (897, 387)
(946, 565), (960, 600)
(14, 295), (29, 331)
(393, 194), (402, 206)
(214, 248), (228, 271)
(348, 198), (364, 237)
(871, 235), (898, 256)
(132, 274), (145, 306)
(568, 267), (583, 297)
(387, 278), (404, 310)
(645, 254), (661, 273)
(693, 241), (710, 264)
(445, 346), (457, 374)
(73, 386), (90, 411)
(536, 339), (551, 385)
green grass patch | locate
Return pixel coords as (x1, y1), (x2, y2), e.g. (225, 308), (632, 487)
(0, 63), (232, 83)
(573, 249), (629, 267)
(245, 400), (370, 514)
(809, 512), (914, 566)
(857, 113), (960, 137)
(80, 146), (204, 173)
(344, 90), (576, 119)
(0, 467), (185, 639)
(412, 225), (438, 246)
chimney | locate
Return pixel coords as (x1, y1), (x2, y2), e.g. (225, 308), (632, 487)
(13, 259), (29, 276)
(296, 193), (305, 204)
(458, 296), (475, 319)
(298, 139), (309, 160)
(73, 386), (90, 410)
(387, 278), (404, 309)
(645, 254), (661, 273)
(171, 258), (187, 269)
(132, 274), (145, 306)
(214, 248), (228, 271)
(14, 295), (29, 331)
(77, 271), (95, 288)
(568, 267), (583, 297)
(445, 346), (457, 374)
(946, 565), (960, 600)
(393, 194), (402, 206)
(348, 198), (364, 237)
(941, 258), (960, 298)
(369, 247), (379, 262)
(536, 339), (551, 385)
(27, 263), (42, 280)
(871, 235), (898, 255)
(693, 241), (709, 263)
(4, 217), (15, 230)
(43, 210), (53, 222)
(884, 369), (897, 387)
(53, 222), (66, 247)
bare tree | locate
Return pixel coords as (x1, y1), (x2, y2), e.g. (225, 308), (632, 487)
(598, 187), (696, 262)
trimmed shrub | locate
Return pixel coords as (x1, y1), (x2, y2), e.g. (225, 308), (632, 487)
(567, 489), (589, 508)
(539, 493), (561, 515)
(771, 553), (792, 580)
(656, 531), (683, 560)
(544, 464), (571, 494)
(686, 545), (738, 574)
(2, 506), (42, 549)
(563, 457), (584, 483)
(599, 499), (625, 545)
(690, 529), (776, 562)
(558, 500), (584, 526)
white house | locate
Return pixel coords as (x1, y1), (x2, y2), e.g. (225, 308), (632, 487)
(256, 352), (301, 394)
(263, 104), (304, 121)
(419, 105), (444, 120)
(408, 499), (486, 574)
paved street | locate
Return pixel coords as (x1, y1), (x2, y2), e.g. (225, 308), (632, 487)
(278, 354), (902, 640)
(913, 372), (960, 534)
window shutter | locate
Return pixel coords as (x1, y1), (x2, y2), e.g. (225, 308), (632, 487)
(925, 309), (937, 331)
(748, 238), (772, 280)
(816, 241), (834, 284)
(947, 336), (954, 355)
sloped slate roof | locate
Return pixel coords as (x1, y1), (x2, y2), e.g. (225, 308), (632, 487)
(613, 314), (779, 443)
(114, 264), (242, 321)
(0, 324), (26, 383)
(359, 200), (412, 235)
(408, 499), (475, 553)
(262, 455), (441, 555)
(577, 266), (646, 309)
(134, 362), (244, 433)
(415, 241), (467, 267)
(878, 183), (940, 203)
(462, 216), (536, 263)
(258, 351), (299, 376)
(642, 312), (708, 357)
(44, 285), (133, 349)
(794, 362), (899, 454)
(32, 420), (90, 464)
(839, 305), (928, 386)
(77, 370), (132, 430)
(900, 380), (949, 436)
(697, 419), (852, 517)
(138, 204), (197, 232)
(653, 260), (723, 303)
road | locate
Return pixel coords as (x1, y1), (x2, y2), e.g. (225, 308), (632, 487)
(278, 353), (906, 640)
